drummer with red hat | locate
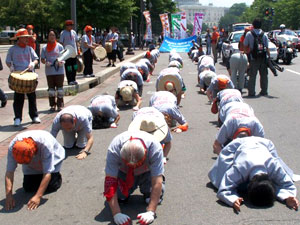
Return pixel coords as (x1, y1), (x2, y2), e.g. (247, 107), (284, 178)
(81, 25), (99, 78)
(4, 130), (65, 210)
(6, 28), (40, 127)
(59, 20), (80, 85)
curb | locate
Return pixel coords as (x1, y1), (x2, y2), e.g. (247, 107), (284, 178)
(4, 52), (145, 100)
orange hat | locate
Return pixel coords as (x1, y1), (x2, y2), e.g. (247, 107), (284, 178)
(26, 25), (34, 29)
(221, 28), (225, 32)
(65, 20), (74, 25)
(146, 51), (151, 58)
(84, 25), (93, 32)
(15, 28), (32, 39)
(213, 26), (217, 30)
(12, 138), (38, 164)
(217, 77), (229, 90)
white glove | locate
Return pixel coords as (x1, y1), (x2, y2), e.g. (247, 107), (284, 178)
(110, 122), (117, 128)
(28, 62), (35, 70)
(113, 213), (131, 225)
(137, 211), (155, 225)
(46, 61), (52, 67)
(58, 61), (65, 67)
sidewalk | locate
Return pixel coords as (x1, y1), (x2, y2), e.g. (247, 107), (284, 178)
(0, 49), (145, 99)
(0, 49), (145, 152)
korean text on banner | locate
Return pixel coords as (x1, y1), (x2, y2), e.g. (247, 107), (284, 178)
(171, 14), (181, 39)
(180, 12), (187, 39)
(193, 13), (204, 35)
(143, 11), (152, 40)
(159, 13), (170, 37)
(159, 35), (197, 53)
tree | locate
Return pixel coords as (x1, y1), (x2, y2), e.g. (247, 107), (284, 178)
(219, 3), (248, 30)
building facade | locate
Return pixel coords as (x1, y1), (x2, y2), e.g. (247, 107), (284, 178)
(176, 1), (228, 28)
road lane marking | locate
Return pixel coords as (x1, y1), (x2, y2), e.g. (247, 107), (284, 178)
(286, 69), (300, 76)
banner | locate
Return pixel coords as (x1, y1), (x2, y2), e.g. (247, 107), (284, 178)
(180, 12), (187, 39)
(192, 13), (204, 35)
(143, 11), (152, 40)
(159, 13), (170, 37)
(159, 35), (197, 53)
(171, 14), (181, 39)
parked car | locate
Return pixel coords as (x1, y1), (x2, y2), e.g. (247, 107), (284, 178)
(0, 30), (17, 44)
(222, 30), (278, 63)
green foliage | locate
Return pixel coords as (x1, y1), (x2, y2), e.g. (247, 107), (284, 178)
(219, 3), (248, 30)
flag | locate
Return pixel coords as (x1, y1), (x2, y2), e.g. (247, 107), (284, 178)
(143, 11), (152, 40)
(192, 13), (204, 35)
(171, 14), (181, 39)
(180, 12), (187, 39)
(159, 13), (170, 37)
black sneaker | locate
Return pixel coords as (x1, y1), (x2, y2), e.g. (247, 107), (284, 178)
(1, 100), (7, 108)
(106, 63), (111, 67)
(90, 74), (95, 77)
(112, 64), (116, 67)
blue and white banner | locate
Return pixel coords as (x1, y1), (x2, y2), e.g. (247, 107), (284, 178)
(159, 35), (197, 53)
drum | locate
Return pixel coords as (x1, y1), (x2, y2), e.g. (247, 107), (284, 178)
(105, 42), (112, 53)
(76, 56), (84, 73)
(8, 71), (38, 94)
(94, 46), (107, 61)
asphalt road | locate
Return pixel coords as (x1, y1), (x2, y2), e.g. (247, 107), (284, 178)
(1, 52), (300, 225)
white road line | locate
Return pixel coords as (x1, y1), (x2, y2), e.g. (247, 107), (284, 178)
(286, 69), (300, 76)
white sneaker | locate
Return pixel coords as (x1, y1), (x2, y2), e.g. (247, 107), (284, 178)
(14, 118), (21, 127)
(163, 157), (167, 165)
(32, 117), (41, 124)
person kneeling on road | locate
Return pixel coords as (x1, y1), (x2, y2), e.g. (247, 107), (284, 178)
(149, 91), (188, 133)
(198, 70), (217, 94)
(206, 74), (234, 102)
(51, 105), (93, 160)
(103, 131), (165, 225)
(208, 136), (299, 212)
(130, 107), (172, 164)
(5, 130), (65, 211)
(213, 115), (265, 155)
(115, 80), (142, 111)
(135, 60), (150, 82)
(88, 94), (120, 129)
(120, 68), (144, 97)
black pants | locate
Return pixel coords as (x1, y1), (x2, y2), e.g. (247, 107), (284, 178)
(83, 49), (93, 75)
(23, 172), (62, 193)
(65, 58), (77, 84)
(13, 92), (38, 120)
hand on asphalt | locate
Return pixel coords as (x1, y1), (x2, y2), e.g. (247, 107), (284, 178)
(5, 195), (15, 210)
(286, 197), (299, 210)
(27, 195), (41, 210)
(113, 213), (131, 225)
(233, 197), (244, 212)
(137, 211), (155, 224)
(75, 151), (88, 160)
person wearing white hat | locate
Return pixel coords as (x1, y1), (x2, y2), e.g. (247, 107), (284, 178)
(156, 67), (186, 105)
(168, 60), (182, 70)
(115, 80), (142, 111)
(120, 68), (144, 96)
(129, 107), (172, 164)
(88, 95), (120, 129)
(149, 91), (188, 133)
(6, 28), (40, 127)
(103, 131), (164, 225)
(169, 53), (183, 67)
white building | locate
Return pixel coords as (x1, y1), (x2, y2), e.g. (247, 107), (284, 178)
(176, 1), (228, 28)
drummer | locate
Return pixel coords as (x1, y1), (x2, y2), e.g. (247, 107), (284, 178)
(6, 28), (40, 127)
(81, 25), (99, 78)
(59, 20), (80, 85)
(106, 27), (119, 67)
(41, 29), (65, 112)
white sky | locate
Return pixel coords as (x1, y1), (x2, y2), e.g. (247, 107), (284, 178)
(199, 0), (254, 7)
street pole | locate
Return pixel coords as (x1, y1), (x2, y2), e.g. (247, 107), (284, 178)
(126, 16), (135, 55)
(71, 0), (77, 32)
(140, 0), (144, 50)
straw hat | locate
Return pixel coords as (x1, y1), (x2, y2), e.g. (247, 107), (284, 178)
(120, 86), (134, 102)
(128, 115), (168, 142)
(168, 60), (182, 69)
(157, 74), (182, 95)
(10, 28), (32, 40)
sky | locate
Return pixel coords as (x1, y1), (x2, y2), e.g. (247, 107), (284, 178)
(199, 0), (255, 7)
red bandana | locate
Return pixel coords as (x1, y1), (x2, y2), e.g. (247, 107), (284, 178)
(47, 41), (57, 52)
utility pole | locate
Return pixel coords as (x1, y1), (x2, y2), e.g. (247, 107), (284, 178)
(71, 0), (77, 31)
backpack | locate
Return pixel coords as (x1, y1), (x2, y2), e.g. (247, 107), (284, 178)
(251, 30), (267, 59)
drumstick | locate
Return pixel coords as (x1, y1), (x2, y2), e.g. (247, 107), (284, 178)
(20, 68), (30, 75)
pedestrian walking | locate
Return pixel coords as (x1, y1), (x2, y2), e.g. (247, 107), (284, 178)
(205, 29), (212, 55)
(211, 26), (220, 63)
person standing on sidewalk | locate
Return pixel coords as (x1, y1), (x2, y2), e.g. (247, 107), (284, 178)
(41, 29), (65, 112)
(244, 19), (269, 97)
(81, 25), (98, 78)
(0, 56), (7, 107)
(205, 29), (212, 55)
(211, 26), (220, 63)
(4, 130), (65, 211)
(106, 27), (119, 67)
(59, 20), (80, 85)
(6, 28), (40, 127)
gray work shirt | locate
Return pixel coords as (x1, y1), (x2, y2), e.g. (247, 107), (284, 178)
(41, 43), (65, 75)
(81, 34), (95, 53)
(244, 29), (269, 50)
(59, 29), (79, 55)
(88, 95), (118, 119)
